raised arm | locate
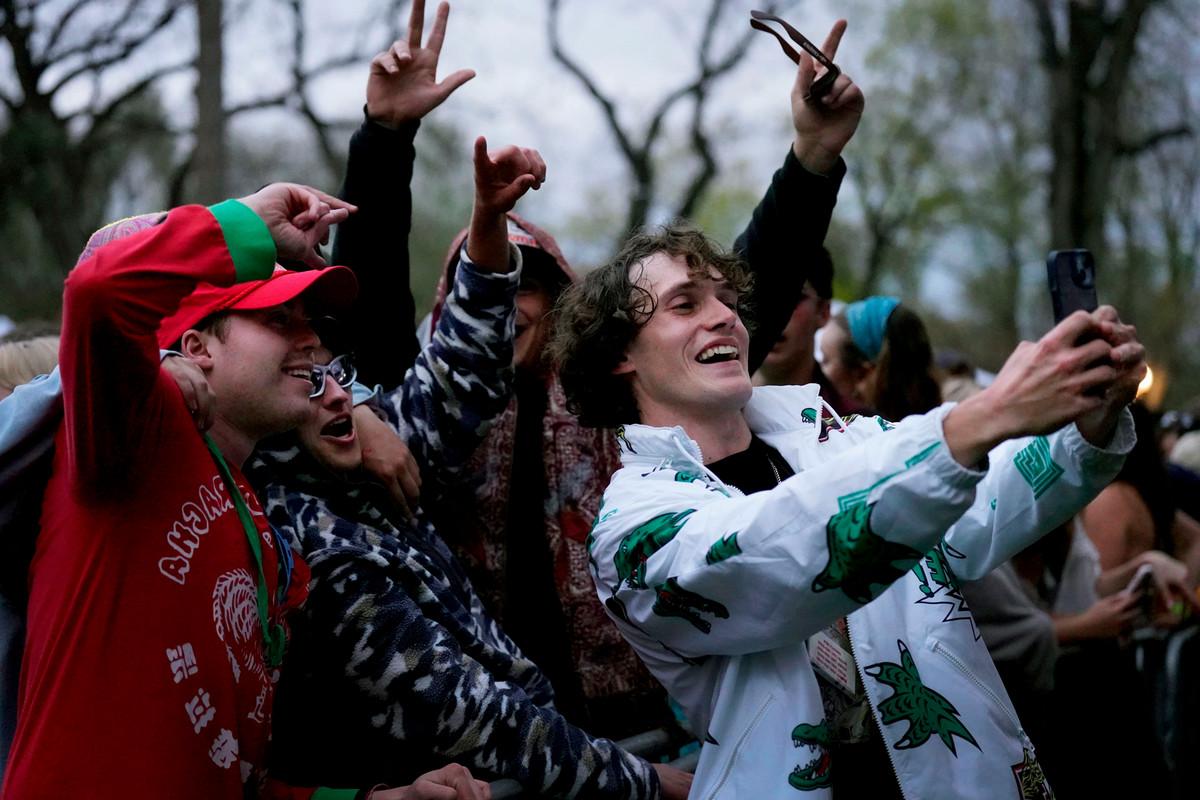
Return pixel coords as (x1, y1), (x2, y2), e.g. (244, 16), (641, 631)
(60, 183), (351, 490)
(371, 140), (545, 485)
(735, 19), (864, 371)
(940, 306), (1146, 577)
(332, 0), (475, 390)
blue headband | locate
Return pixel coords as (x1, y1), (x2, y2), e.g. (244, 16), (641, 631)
(845, 295), (900, 361)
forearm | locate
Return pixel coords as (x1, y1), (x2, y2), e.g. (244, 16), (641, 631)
(465, 206), (512, 273)
(376, 251), (519, 483)
(734, 147), (845, 372)
(333, 115), (421, 389)
(943, 411), (1135, 580)
(311, 565), (658, 799)
(61, 202), (275, 485)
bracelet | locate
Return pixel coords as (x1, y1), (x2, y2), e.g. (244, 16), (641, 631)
(365, 784), (390, 800)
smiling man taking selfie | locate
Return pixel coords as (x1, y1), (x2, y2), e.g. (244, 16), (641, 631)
(551, 215), (1145, 798)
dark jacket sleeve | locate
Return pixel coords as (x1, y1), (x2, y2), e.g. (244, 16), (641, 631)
(734, 148), (846, 373)
(300, 541), (661, 799)
(332, 115), (421, 390)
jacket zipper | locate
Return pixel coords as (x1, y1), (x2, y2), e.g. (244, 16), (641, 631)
(703, 693), (774, 800)
(929, 639), (1028, 743)
(845, 616), (909, 800)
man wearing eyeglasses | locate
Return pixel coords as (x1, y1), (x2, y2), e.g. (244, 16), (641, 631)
(0, 183), (377, 799)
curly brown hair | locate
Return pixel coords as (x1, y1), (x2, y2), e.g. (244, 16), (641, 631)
(550, 223), (753, 428)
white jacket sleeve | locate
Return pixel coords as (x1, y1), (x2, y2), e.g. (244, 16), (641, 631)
(941, 408), (1135, 580)
(589, 406), (984, 659)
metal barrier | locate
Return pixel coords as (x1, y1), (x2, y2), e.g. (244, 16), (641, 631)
(489, 727), (700, 799)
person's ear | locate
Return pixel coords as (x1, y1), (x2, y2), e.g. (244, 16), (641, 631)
(179, 329), (216, 373)
(612, 354), (635, 376)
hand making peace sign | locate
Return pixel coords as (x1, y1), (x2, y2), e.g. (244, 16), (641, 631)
(366, 0), (476, 129)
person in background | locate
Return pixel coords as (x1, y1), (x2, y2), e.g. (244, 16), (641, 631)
(819, 295), (941, 419)
(751, 247), (851, 414)
(0, 337), (58, 402)
(1082, 402), (1200, 584)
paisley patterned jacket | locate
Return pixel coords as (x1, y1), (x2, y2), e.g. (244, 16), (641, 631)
(251, 252), (658, 798)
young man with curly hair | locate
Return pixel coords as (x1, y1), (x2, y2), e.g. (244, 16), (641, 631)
(551, 216), (1145, 798)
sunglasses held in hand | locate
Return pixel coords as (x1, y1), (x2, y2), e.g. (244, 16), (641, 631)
(749, 10), (840, 103)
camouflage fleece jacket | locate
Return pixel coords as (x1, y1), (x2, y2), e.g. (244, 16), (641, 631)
(249, 251), (658, 798)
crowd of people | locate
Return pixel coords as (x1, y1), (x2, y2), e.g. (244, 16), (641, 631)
(0, 3), (1195, 798)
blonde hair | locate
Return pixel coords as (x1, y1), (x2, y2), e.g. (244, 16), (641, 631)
(0, 336), (59, 393)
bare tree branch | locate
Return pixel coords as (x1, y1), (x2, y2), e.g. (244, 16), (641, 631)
(548, 0), (776, 239)
(43, 0), (92, 56)
(46, 1), (184, 96)
(546, 0), (639, 167)
(1116, 123), (1193, 156)
(74, 60), (192, 152)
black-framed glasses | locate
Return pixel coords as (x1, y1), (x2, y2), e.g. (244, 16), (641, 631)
(308, 354), (357, 399)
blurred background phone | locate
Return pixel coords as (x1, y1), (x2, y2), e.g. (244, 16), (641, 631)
(1047, 249), (1098, 323)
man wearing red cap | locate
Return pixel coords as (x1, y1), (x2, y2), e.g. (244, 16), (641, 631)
(2, 184), (365, 798)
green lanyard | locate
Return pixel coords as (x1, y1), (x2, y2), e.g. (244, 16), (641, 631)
(204, 434), (286, 668)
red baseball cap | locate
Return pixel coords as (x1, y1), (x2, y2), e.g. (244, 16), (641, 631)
(157, 265), (358, 348)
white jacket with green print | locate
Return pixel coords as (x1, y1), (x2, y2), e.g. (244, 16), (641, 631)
(587, 384), (1133, 800)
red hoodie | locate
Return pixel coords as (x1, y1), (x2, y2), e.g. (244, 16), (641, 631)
(1, 203), (320, 799)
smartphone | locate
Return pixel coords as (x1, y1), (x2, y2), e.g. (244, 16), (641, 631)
(1047, 249), (1098, 323)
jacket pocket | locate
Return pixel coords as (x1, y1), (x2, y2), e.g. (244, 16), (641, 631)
(929, 639), (1028, 743)
(703, 692), (775, 800)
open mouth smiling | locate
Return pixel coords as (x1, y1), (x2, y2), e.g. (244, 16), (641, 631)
(696, 345), (740, 364)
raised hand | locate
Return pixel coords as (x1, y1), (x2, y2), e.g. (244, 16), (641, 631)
(354, 404), (422, 520)
(943, 311), (1121, 466)
(1074, 305), (1147, 445)
(790, 19), (865, 175)
(473, 136), (546, 216)
(366, 0), (476, 129)
(466, 136), (546, 271)
(237, 183), (356, 268)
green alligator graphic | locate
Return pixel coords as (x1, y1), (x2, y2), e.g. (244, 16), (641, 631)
(788, 721), (833, 791)
(911, 543), (979, 638)
(864, 640), (980, 756)
(912, 543), (957, 598)
(705, 532), (742, 565)
(801, 408), (818, 424)
(614, 510), (696, 589)
(651, 577), (729, 633)
(812, 503), (923, 604)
